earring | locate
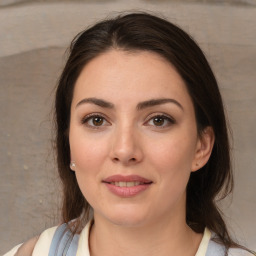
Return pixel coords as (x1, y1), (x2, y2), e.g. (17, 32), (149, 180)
(70, 161), (76, 170)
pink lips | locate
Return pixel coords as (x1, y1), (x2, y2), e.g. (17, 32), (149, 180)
(103, 175), (152, 197)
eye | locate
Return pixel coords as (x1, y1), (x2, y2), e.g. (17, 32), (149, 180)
(146, 114), (175, 128)
(81, 114), (110, 128)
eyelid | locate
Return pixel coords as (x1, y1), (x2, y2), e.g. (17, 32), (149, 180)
(80, 112), (175, 129)
(81, 112), (111, 128)
(144, 113), (176, 127)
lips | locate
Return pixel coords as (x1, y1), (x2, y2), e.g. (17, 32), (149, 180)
(102, 175), (152, 197)
(109, 181), (143, 187)
(103, 175), (152, 183)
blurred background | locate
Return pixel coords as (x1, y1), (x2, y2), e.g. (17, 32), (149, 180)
(0, 0), (255, 254)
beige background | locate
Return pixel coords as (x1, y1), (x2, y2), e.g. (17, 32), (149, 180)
(0, 0), (255, 254)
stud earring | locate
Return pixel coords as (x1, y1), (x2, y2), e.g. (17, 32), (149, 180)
(70, 161), (76, 170)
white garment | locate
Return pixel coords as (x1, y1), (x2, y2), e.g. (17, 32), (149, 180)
(3, 226), (57, 256)
(3, 223), (252, 256)
(3, 244), (22, 256)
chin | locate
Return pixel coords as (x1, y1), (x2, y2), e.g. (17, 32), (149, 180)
(97, 205), (150, 227)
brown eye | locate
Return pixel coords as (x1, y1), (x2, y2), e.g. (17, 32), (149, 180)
(146, 114), (175, 128)
(82, 114), (110, 129)
(92, 116), (104, 126)
(153, 117), (165, 126)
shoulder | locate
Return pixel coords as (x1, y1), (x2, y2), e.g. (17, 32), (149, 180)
(3, 226), (58, 256)
(3, 236), (39, 256)
(15, 236), (40, 256)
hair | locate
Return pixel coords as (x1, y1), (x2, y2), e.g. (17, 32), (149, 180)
(54, 12), (254, 254)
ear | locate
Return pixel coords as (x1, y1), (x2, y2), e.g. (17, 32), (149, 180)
(191, 126), (215, 172)
(70, 161), (76, 171)
(69, 149), (76, 171)
(70, 152), (76, 171)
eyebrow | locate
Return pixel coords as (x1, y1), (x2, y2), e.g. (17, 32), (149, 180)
(136, 98), (183, 111)
(76, 97), (183, 111)
(76, 97), (114, 109)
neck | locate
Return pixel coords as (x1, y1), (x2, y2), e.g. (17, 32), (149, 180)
(89, 214), (202, 256)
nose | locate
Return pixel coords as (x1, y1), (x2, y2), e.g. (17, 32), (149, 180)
(110, 125), (143, 165)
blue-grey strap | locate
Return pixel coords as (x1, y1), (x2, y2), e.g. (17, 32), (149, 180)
(205, 236), (226, 256)
(48, 223), (79, 256)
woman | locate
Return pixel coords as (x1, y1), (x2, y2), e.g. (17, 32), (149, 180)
(5, 12), (255, 256)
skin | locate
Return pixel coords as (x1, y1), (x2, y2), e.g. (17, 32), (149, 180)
(69, 50), (214, 256)
(14, 236), (39, 256)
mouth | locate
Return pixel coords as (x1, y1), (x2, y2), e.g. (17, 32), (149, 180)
(106, 181), (151, 187)
(102, 175), (153, 197)
(103, 174), (152, 186)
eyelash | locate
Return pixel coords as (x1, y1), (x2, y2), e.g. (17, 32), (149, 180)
(81, 113), (175, 129)
(81, 113), (110, 129)
(145, 114), (176, 128)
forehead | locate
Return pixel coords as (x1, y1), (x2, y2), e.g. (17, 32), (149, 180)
(72, 50), (192, 108)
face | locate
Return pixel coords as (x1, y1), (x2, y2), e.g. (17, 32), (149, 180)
(69, 50), (205, 227)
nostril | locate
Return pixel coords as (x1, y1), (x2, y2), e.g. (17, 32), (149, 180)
(112, 157), (137, 163)
(113, 157), (119, 162)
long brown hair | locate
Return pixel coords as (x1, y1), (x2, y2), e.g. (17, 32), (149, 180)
(54, 12), (254, 254)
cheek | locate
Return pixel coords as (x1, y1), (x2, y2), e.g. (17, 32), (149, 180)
(149, 136), (195, 170)
(147, 135), (195, 209)
(146, 129), (197, 190)
(69, 132), (109, 206)
(69, 128), (111, 197)
(69, 128), (109, 170)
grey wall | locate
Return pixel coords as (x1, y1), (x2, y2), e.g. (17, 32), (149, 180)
(0, 0), (255, 254)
